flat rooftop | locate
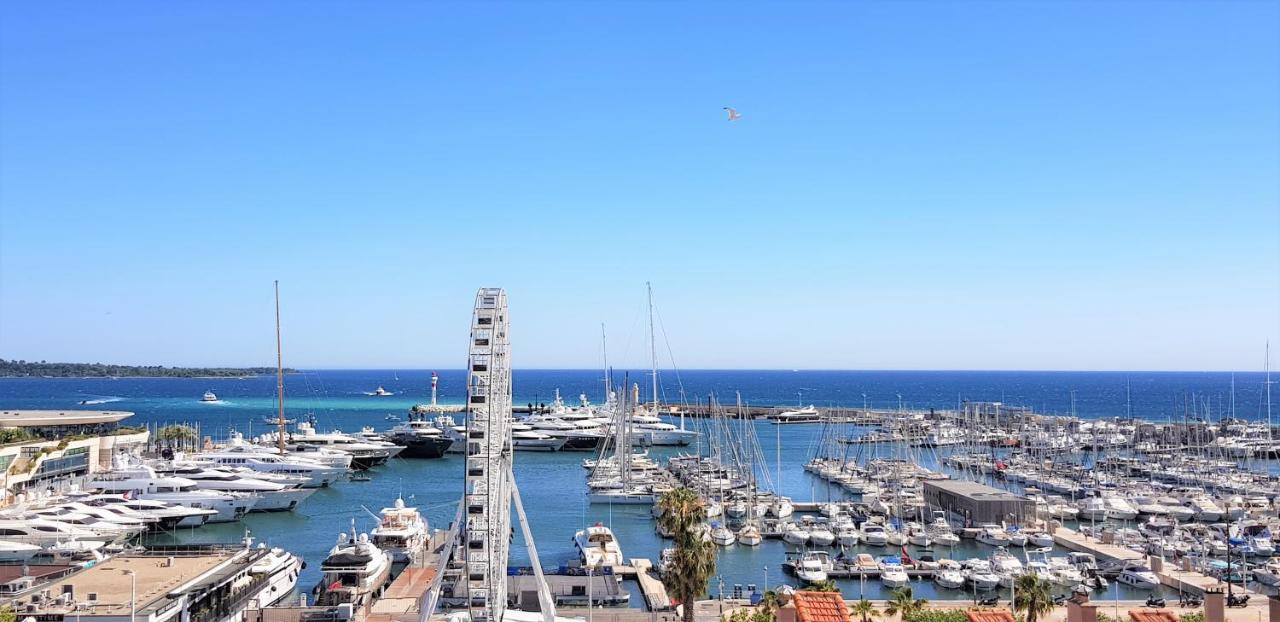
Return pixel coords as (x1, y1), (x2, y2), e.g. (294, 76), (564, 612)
(11, 550), (249, 615)
(924, 479), (1028, 502)
(0, 410), (133, 428)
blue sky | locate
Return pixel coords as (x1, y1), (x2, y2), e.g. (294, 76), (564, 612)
(1, 2), (1276, 371)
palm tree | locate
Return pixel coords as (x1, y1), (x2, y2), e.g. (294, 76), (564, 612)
(808, 579), (840, 592)
(760, 590), (783, 615)
(658, 488), (717, 622)
(883, 587), (927, 620)
(851, 598), (880, 622)
(1013, 574), (1054, 622)
(157, 425), (198, 443)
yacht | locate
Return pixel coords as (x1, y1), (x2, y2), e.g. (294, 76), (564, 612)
(861, 523), (889, 546)
(386, 415), (453, 459)
(769, 405), (821, 424)
(574, 523), (624, 568)
(523, 414), (608, 451)
(193, 445), (345, 488)
(710, 522), (736, 546)
(0, 518), (102, 546)
(153, 463), (316, 512)
(1116, 563), (1160, 589)
(879, 557), (910, 588)
(247, 541), (304, 609)
(962, 559), (1001, 591)
(0, 541), (42, 561)
(282, 422), (399, 468)
(628, 411), (696, 446)
(795, 551), (831, 583)
(202, 391), (219, 402)
(510, 421), (568, 452)
(976, 524), (1012, 547)
(371, 497), (428, 563)
(312, 528), (393, 613)
(935, 567), (966, 589)
(371, 386), (392, 397)
(88, 459), (258, 522)
(76, 493), (219, 528)
(836, 524), (860, 546)
(809, 525), (836, 547)
(23, 507), (146, 540)
(783, 524), (811, 545)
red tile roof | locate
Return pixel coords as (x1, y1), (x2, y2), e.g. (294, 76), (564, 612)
(793, 592), (850, 622)
(965, 610), (1017, 622)
(1129, 610), (1179, 622)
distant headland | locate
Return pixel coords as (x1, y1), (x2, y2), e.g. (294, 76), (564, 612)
(0, 359), (296, 378)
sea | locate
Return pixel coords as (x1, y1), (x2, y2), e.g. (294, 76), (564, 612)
(0, 369), (1273, 604)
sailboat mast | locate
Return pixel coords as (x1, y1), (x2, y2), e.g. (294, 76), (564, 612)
(1266, 342), (1273, 443)
(601, 323), (610, 402)
(274, 280), (286, 454)
(647, 282), (658, 411)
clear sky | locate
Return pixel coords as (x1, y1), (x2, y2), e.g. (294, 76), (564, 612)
(1, 2), (1277, 371)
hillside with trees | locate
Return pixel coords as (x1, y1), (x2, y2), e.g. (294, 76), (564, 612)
(0, 359), (294, 378)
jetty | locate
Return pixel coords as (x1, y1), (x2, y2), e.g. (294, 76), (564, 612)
(1052, 526), (1241, 595)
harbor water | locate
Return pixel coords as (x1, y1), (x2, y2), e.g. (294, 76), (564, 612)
(1, 369), (1275, 603)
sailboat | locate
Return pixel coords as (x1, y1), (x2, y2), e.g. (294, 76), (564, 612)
(632, 282), (696, 446)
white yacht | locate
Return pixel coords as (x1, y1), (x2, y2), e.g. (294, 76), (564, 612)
(76, 493), (219, 528)
(574, 523), (624, 568)
(0, 518), (102, 546)
(879, 558), (910, 588)
(963, 559), (1001, 591)
(87, 460), (257, 522)
(202, 391), (219, 402)
(783, 524), (811, 545)
(199, 435), (348, 486)
(976, 524), (1012, 546)
(154, 463), (316, 511)
(935, 567), (966, 589)
(246, 538), (304, 609)
(312, 529), (393, 613)
(371, 497), (427, 563)
(769, 405), (821, 424)
(23, 507), (146, 540)
(628, 410), (696, 446)
(795, 551), (831, 583)
(522, 414), (608, 451)
(1116, 564), (1160, 589)
(809, 525), (836, 547)
(278, 422), (400, 468)
(510, 421), (568, 452)
(0, 541), (42, 561)
(861, 523), (889, 546)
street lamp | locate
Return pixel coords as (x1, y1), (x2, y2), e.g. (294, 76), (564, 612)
(120, 569), (136, 622)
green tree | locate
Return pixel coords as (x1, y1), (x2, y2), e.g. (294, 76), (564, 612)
(658, 488), (718, 622)
(807, 579), (840, 593)
(157, 425), (198, 443)
(851, 598), (880, 622)
(1013, 574), (1055, 622)
(884, 587), (927, 620)
(0, 604), (15, 622)
(1179, 613), (1205, 622)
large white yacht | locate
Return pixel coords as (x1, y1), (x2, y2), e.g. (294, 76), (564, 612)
(574, 522), (624, 568)
(278, 422), (400, 468)
(153, 463), (317, 511)
(86, 459), (257, 522)
(0, 517), (103, 546)
(198, 435), (348, 486)
(522, 414), (608, 451)
(371, 497), (428, 563)
(769, 405), (821, 424)
(247, 539), (304, 609)
(312, 528), (393, 613)
(75, 493), (220, 528)
(628, 410), (696, 446)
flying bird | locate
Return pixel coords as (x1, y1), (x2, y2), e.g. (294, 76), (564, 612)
(723, 107), (741, 121)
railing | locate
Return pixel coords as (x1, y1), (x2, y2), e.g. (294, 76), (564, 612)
(188, 575), (270, 622)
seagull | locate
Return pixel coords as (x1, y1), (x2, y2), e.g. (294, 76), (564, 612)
(723, 107), (741, 121)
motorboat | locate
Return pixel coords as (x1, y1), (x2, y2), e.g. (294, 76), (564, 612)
(1028, 531), (1054, 548)
(769, 498), (795, 519)
(770, 405), (821, 424)
(76, 493), (219, 528)
(202, 391), (219, 402)
(371, 497), (427, 563)
(387, 415), (453, 459)
(879, 557), (910, 588)
(0, 518), (101, 546)
(861, 523), (889, 546)
(575, 522), (624, 567)
(312, 528), (393, 613)
(836, 524), (860, 546)
(278, 422), (400, 468)
(628, 411), (697, 446)
(1116, 564), (1160, 589)
(795, 551), (831, 583)
(963, 559), (1001, 591)
(510, 421), (568, 452)
(976, 524), (1012, 547)
(522, 414), (608, 451)
(783, 524), (811, 546)
(371, 387), (392, 397)
(152, 463), (316, 512)
(0, 541), (42, 561)
(935, 567), (966, 589)
(809, 525), (836, 547)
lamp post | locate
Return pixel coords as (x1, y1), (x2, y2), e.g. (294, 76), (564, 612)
(120, 569), (136, 622)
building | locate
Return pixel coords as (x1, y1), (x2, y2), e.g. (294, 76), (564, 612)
(3, 547), (274, 622)
(776, 591), (851, 622)
(0, 410), (148, 494)
(923, 479), (1035, 526)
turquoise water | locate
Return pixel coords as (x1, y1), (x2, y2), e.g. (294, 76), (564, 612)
(2, 369), (1269, 602)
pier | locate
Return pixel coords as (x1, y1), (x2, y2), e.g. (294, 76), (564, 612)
(615, 558), (673, 612)
(1052, 527), (1239, 596)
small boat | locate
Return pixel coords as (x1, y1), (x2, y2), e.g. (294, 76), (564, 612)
(385, 414), (401, 421)
(371, 387), (392, 397)
(350, 473), (372, 482)
(202, 391), (219, 402)
(795, 551), (831, 583)
(737, 525), (762, 546)
(710, 522), (736, 546)
(879, 557), (910, 588)
(574, 522), (624, 567)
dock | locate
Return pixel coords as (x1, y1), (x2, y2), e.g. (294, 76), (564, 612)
(616, 558), (672, 612)
(370, 567), (438, 617)
(1052, 527), (1239, 595)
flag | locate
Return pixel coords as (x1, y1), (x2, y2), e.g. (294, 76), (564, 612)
(901, 546), (914, 565)
(328, 580), (342, 591)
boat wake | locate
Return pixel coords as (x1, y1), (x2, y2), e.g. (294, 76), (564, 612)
(78, 396), (123, 405)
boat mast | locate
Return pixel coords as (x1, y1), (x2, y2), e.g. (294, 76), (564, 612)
(601, 323), (610, 403)
(274, 280), (286, 454)
(647, 282), (658, 411)
(1266, 342), (1273, 444)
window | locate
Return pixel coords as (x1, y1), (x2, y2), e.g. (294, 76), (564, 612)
(474, 338), (489, 346)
